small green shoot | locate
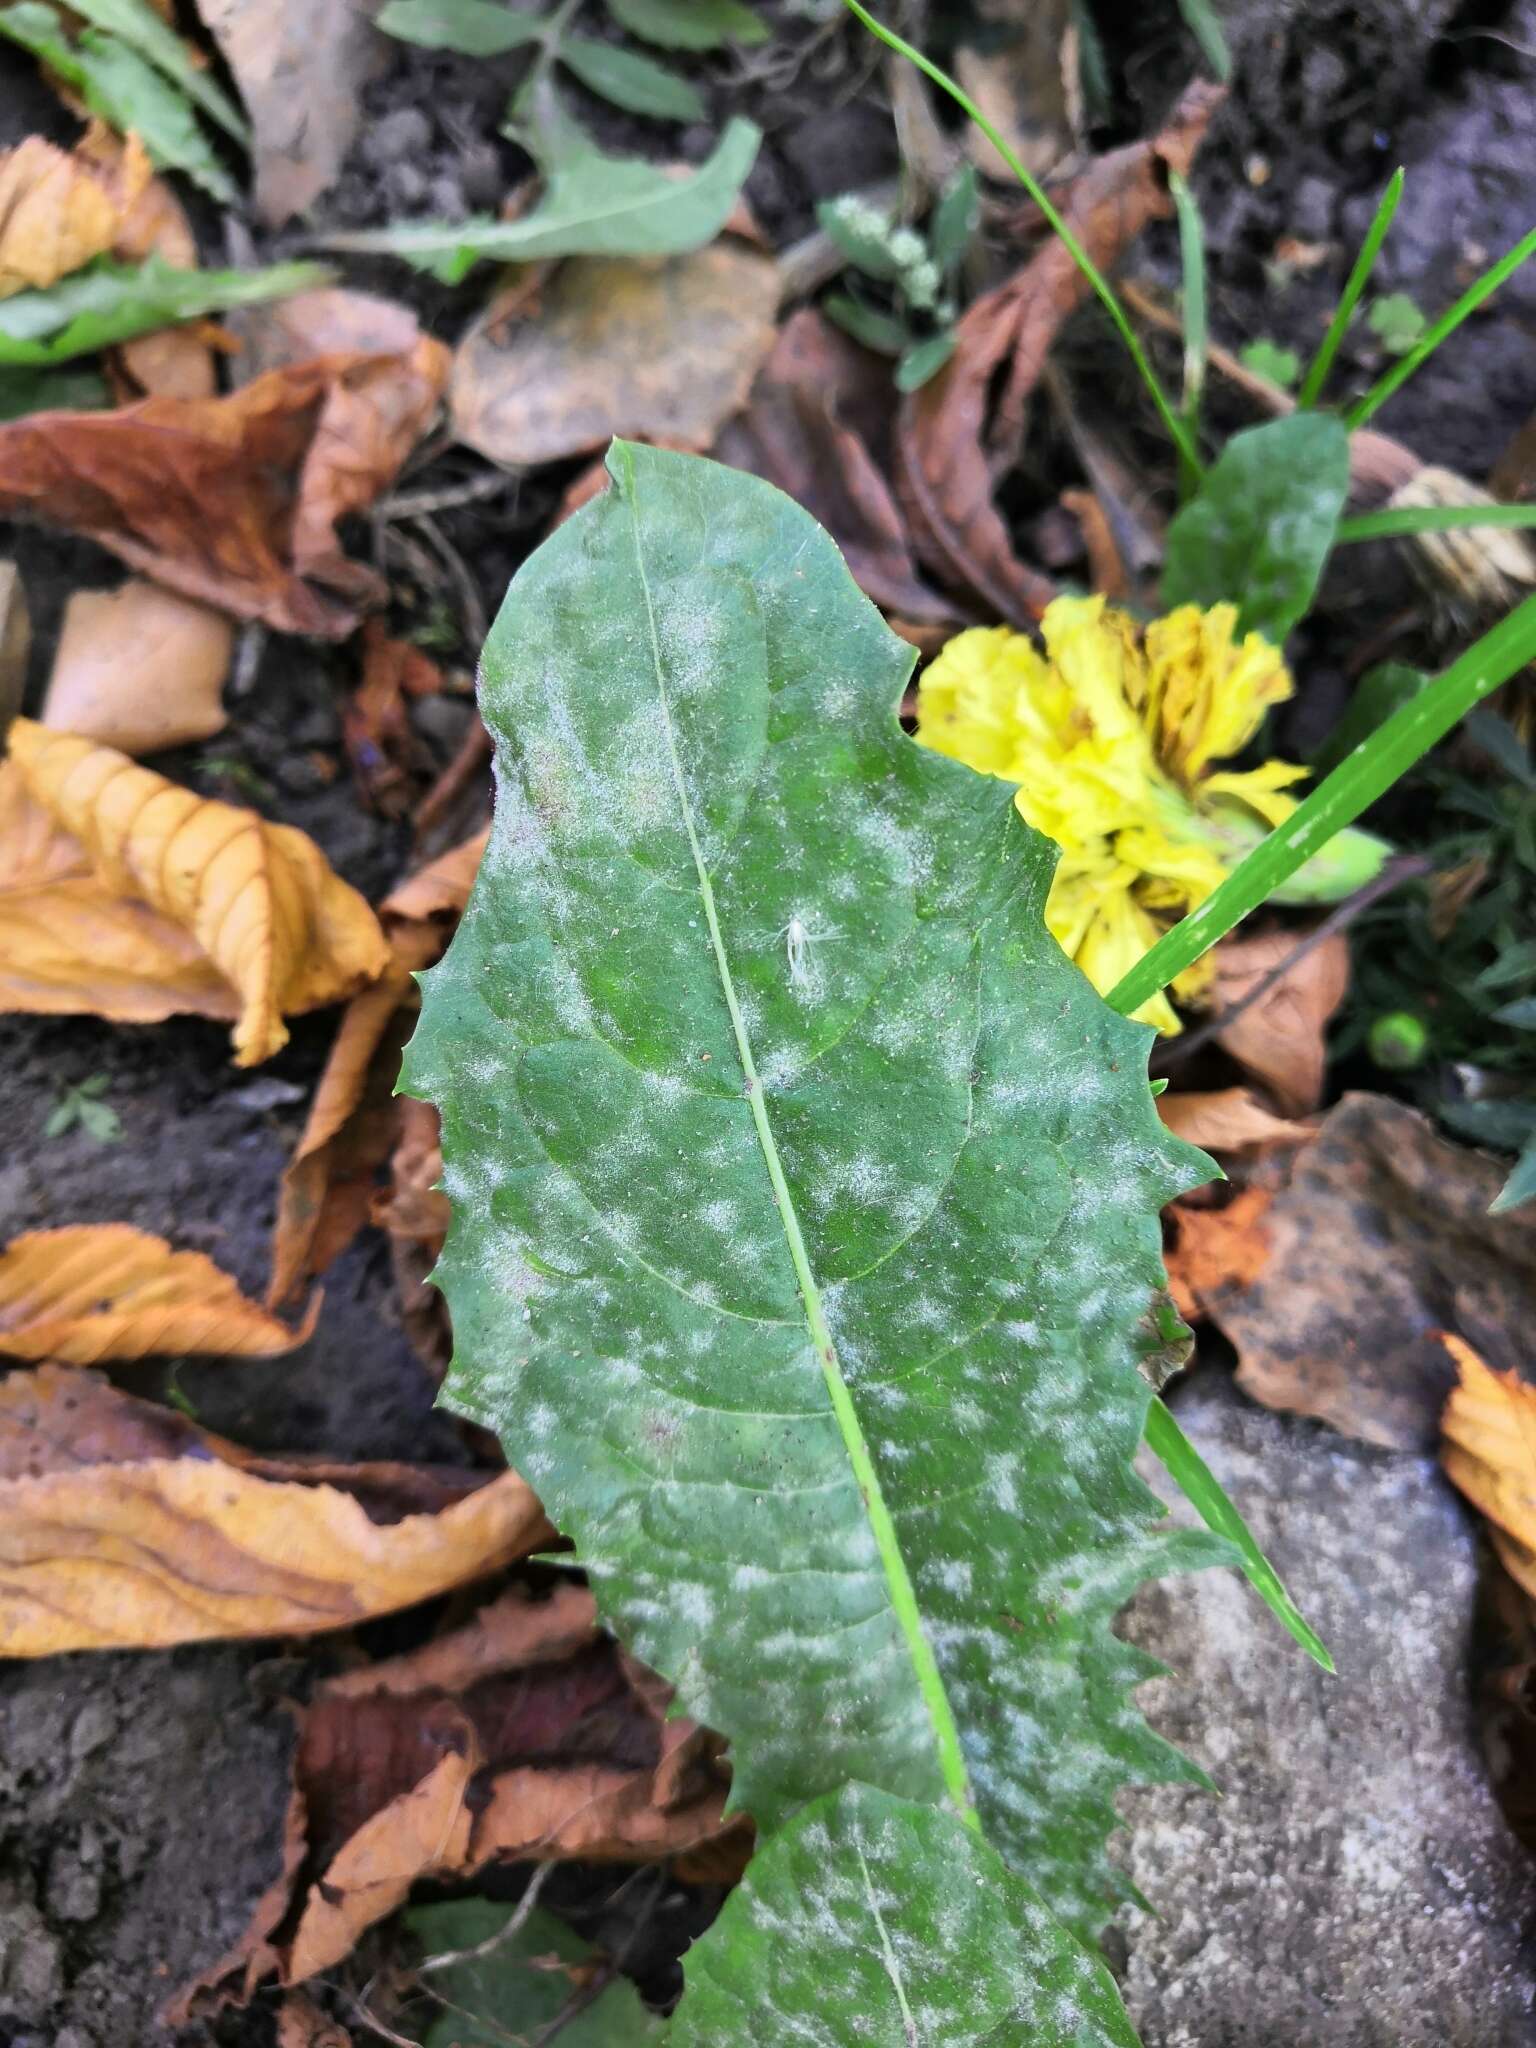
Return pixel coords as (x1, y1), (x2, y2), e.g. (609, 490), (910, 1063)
(1367, 291), (1427, 356)
(44, 1073), (122, 1144)
(820, 169), (978, 391)
(1170, 168), (1207, 497)
(1175, 0), (1232, 80)
(840, 0), (1202, 474)
(1347, 222), (1536, 428)
(1296, 166), (1403, 407)
(1239, 337), (1301, 388)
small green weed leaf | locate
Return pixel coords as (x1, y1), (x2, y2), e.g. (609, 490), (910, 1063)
(821, 291), (907, 355)
(672, 1783), (1141, 2046)
(895, 328), (955, 390)
(560, 34), (706, 120)
(0, 5), (237, 201)
(405, 1900), (660, 2045)
(606, 0), (767, 50)
(929, 164), (979, 275)
(1161, 412), (1350, 643)
(1491, 995), (1536, 1030)
(407, 441), (1227, 2017)
(378, 0), (548, 53)
(64, 0), (250, 144)
(1367, 291), (1426, 355)
(1238, 338), (1300, 388)
(1466, 708), (1536, 787)
(1175, 0), (1231, 78)
(0, 258), (328, 368)
(817, 195), (905, 281)
(1144, 1397), (1331, 1669)
(1491, 1131), (1536, 1215)
(322, 116), (758, 281)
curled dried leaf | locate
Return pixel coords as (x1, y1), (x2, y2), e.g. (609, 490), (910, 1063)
(0, 1224), (316, 1363)
(7, 720), (389, 1064)
(0, 128), (152, 298)
(1441, 1334), (1536, 1600)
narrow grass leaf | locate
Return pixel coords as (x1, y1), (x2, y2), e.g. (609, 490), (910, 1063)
(1337, 502), (1536, 543)
(0, 257), (329, 368)
(64, 0), (251, 145)
(1107, 587), (1536, 1016)
(1144, 1396), (1332, 1669)
(1296, 166), (1402, 409)
(1347, 223), (1536, 429)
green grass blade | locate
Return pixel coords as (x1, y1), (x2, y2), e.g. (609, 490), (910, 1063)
(1296, 166), (1402, 409)
(1145, 1397), (1333, 1670)
(1106, 586), (1536, 1016)
(840, 0), (1202, 476)
(1170, 168), (1206, 498)
(1337, 502), (1536, 543)
(1174, 0), (1231, 78)
(1346, 222), (1536, 429)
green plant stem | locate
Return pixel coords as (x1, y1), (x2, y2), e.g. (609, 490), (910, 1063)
(1346, 222), (1536, 428)
(840, 0), (1202, 477)
(1106, 587), (1536, 1016)
(1170, 168), (1206, 500)
(1337, 502), (1536, 542)
(1296, 167), (1402, 409)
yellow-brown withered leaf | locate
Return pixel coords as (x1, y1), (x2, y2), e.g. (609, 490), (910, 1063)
(0, 1225), (316, 1363)
(6, 720), (389, 1063)
(0, 129), (152, 299)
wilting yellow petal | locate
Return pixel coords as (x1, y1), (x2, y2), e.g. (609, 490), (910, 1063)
(1143, 604), (1293, 785)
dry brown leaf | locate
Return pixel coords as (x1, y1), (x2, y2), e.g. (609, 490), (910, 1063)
(1162, 1183), (1279, 1325)
(715, 308), (960, 625)
(1441, 1334), (1536, 1601)
(897, 80), (1219, 624)
(0, 1365), (550, 1655)
(6, 720), (389, 1063)
(452, 243), (780, 467)
(0, 344), (448, 636)
(1157, 1086), (1316, 1156)
(343, 618), (442, 817)
(0, 1224), (315, 1363)
(178, 1582), (750, 2007)
(1211, 928), (1350, 1115)
(229, 286), (425, 379)
(954, 0), (1076, 181)
(276, 1992), (352, 2048)
(196, 0), (390, 226)
(0, 128), (151, 297)
(1208, 1093), (1536, 1450)
(268, 829), (487, 1305)
(42, 579), (232, 753)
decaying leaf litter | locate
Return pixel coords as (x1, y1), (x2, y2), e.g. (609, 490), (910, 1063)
(2, 0), (1536, 2041)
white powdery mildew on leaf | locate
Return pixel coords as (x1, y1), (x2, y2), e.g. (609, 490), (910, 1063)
(405, 446), (1228, 2025)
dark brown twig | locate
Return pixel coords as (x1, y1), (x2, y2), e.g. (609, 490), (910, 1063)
(1149, 854), (1431, 1077)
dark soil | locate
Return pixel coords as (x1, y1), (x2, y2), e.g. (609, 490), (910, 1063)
(1, 1), (1534, 2041)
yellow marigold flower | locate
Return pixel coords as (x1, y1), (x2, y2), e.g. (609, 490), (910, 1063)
(917, 596), (1382, 1034)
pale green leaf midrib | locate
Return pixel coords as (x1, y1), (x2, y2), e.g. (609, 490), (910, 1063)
(619, 450), (977, 1827)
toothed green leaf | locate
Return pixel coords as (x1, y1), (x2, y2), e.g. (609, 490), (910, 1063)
(406, 443), (1227, 2032)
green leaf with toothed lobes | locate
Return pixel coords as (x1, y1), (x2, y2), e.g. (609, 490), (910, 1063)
(403, 442), (1231, 2035)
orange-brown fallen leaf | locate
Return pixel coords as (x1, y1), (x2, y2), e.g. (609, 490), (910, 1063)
(175, 1582), (751, 2011)
(1163, 1183), (1279, 1325)
(42, 579), (232, 753)
(0, 1225), (316, 1363)
(0, 1365), (550, 1655)
(269, 830), (487, 1306)
(3, 721), (389, 1064)
(343, 619), (443, 817)
(0, 128), (151, 297)
(275, 1992), (352, 2048)
(374, 1095), (452, 1377)
(1441, 1334), (1536, 1600)
(897, 81), (1219, 624)
(231, 286), (426, 377)
(1157, 1086), (1316, 1156)
(0, 343), (449, 636)
(1210, 928), (1351, 1115)
(451, 243), (780, 467)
